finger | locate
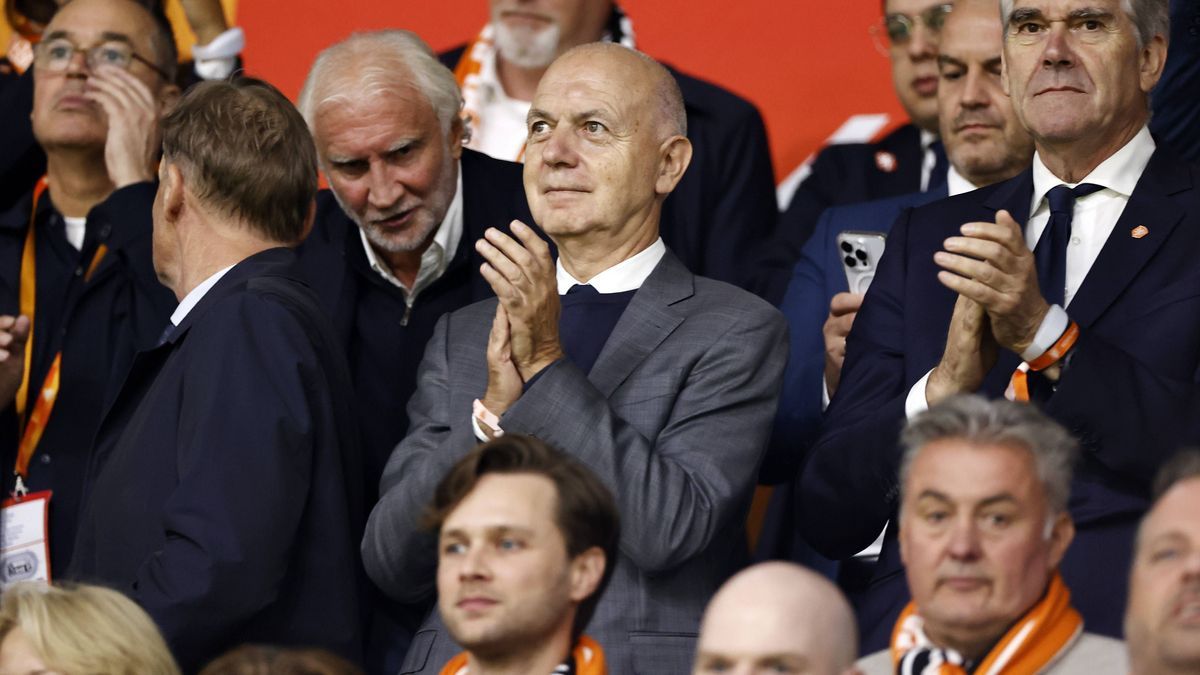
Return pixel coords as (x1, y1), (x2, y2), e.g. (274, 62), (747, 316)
(476, 238), (527, 284)
(510, 220), (553, 269)
(937, 270), (1005, 308)
(479, 262), (519, 301)
(829, 292), (864, 315)
(0, 315), (14, 330)
(85, 75), (138, 116)
(942, 236), (1016, 271)
(832, 313), (856, 335)
(960, 211), (1027, 256)
(0, 349), (9, 361)
(483, 226), (536, 271)
(13, 315), (29, 341)
(92, 65), (156, 111)
(934, 251), (1007, 289)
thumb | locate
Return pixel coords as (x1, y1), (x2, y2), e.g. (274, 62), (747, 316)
(12, 315), (30, 343)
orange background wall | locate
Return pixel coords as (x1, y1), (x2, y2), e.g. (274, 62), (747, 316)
(237, 1), (911, 182)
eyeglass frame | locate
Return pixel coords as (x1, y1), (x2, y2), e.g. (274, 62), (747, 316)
(33, 35), (171, 82)
(870, 3), (954, 48)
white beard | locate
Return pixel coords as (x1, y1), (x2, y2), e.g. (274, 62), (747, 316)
(493, 19), (561, 69)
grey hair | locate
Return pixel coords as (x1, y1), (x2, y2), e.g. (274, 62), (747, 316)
(1151, 448), (1200, 501)
(1000, 0), (1169, 49)
(899, 395), (1079, 514)
(297, 29), (463, 138)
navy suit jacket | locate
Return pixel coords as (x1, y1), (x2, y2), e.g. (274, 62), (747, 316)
(70, 248), (365, 673)
(756, 124), (929, 304)
(1150, 0), (1200, 163)
(800, 145), (1200, 650)
(441, 47), (778, 295)
(762, 186), (947, 484)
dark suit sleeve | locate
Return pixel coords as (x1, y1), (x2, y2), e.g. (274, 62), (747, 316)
(361, 312), (484, 603)
(797, 208), (918, 559)
(759, 211), (841, 484)
(501, 302), (788, 573)
(131, 295), (322, 664)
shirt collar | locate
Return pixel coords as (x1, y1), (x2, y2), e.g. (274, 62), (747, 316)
(555, 238), (666, 294)
(170, 263), (235, 326)
(946, 165), (978, 197)
(359, 165), (464, 298)
(1031, 125), (1155, 213)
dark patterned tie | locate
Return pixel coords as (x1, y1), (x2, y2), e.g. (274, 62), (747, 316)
(1033, 183), (1103, 306)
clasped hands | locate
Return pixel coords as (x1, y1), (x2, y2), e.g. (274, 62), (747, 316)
(926, 210), (1053, 405)
(476, 221), (564, 416)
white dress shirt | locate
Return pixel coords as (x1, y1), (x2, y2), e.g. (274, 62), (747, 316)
(919, 129), (940, 193)
(904, 126), (1157, 418)
(63, 216), (86, 251)
(358, 168), (464, 314)
(472, 238), (667, 440)
(169, 264), (235, 327)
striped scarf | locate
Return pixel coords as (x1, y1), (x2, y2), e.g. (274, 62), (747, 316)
(891, 573), (1083, 675)
(438, 635), (607, 675)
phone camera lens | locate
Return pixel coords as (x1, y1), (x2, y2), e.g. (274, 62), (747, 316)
(840, 242), (853, 253)
(855, 250), (868, 261)
(844, 256), (857, 267)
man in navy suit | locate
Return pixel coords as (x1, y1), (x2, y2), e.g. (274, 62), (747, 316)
(70, 78), (363, 672)
(801, 0), (1190, 652)
(757, 0), (953, 303)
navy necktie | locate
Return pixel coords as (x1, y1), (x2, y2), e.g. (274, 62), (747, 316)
(927, 140), (949, 191)
(1033, 183), (1103, 306)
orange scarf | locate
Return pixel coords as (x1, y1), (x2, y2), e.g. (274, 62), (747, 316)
(890, 573), (1083, 675)
(439, 635), (606, 675)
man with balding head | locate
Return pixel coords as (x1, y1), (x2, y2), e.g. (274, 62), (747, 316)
(363, 42), (787, 674)
(694, 562), (859, 675)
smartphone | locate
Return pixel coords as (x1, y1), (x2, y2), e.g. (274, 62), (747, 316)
(836, 231), (887, 295)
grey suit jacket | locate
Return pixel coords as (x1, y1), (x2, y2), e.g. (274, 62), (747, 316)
(362, 251), (788, 674)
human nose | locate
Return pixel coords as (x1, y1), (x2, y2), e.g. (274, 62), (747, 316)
(946, 517), (983, 560)
(539, 124), (578, 168)
(907, 22), (938, 60)
(960, 66), (990, 108)
(365, 162), (403, 212)
(457, 544), (491, 581)
(1041, 24), (1076, 69)
(64, 47), (91, 76)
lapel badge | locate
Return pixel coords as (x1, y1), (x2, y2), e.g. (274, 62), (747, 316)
(1131, 225), (1149, 239)
(874, 151), (898, 173)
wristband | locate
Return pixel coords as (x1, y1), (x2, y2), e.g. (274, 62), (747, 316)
(1027, 321), (1080, 372)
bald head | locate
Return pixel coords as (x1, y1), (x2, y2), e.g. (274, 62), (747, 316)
(694, 563), (859, 675)
(550, 42), (686, 140)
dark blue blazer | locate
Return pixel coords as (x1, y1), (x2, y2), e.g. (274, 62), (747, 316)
(0, 67), (44, 215)
(1150, 0), (1200, 163)
(762, 186), (947, 484)
(441, 47), (778, 295)
(70, 248), (365, 673)
(800, 145), (1200, 650)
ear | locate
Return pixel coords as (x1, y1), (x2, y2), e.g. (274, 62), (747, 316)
(1046, 511), (1075, 570)
(1138, 34), (1168, 94)
(161, 161), (186, 224)
(567, 546), (607, 603)
(654, 135), (693, 197)
(449, 114), (466, 161)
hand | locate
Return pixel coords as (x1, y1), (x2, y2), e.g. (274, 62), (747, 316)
(85, 66), (163, 188)
(481, 304), (523, 418)
(0, 315), (31, 406)
(823, 292), (863, 397)
(179, 0), (230, 45)
(934, 209), (1050, 356)
(925, 294), (998, 406)
(476, 220), (563, 381)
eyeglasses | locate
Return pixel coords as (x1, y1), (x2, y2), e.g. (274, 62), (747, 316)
(34, 37), (170, 80)
(881, 4), (953, 45)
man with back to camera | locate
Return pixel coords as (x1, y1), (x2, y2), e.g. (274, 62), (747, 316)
(0, 0), (179, 576)
(362, 42), (788, 674)
(442, 0), (777, 294)
(858, 396), (1124, 673)
(1124, 450), (1200, 675)
(801, 0), (1198, 648)
(693, 561), (860, 675)
(426, 434), (617, 675)
(70, 78), (364, 672)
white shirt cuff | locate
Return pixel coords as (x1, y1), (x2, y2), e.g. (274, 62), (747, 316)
(1021, 304), (1070, 362)
(906, 369), (934, 419)
(191, 27), (244, 80)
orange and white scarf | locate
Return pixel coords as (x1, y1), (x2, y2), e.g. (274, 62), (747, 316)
(452, 5), (636, 161)
(439, 635), (607, 675)
(891, 573), (1083, 675)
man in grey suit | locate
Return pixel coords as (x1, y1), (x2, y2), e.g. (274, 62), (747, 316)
(362, 42), (788, 674)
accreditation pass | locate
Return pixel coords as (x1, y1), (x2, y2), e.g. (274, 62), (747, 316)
(1, 490), (52, 589)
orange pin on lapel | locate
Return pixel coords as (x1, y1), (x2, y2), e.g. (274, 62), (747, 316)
(1131, 225), (1149, 239)
(875, 151), (898, 173)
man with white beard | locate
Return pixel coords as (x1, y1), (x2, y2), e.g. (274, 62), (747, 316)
(439, 0), (779, 294)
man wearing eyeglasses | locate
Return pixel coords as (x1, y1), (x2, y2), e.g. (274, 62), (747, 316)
(755, 0), (952, 304)
(0, 0), (179, 576)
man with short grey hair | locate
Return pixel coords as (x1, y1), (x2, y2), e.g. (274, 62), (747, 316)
(859, 396), (1125, 674)
(803, 0), (1200, 647)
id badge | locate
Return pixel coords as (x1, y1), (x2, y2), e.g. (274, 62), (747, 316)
(1, 490), (52, 589)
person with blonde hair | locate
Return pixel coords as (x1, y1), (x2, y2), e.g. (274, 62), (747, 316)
(0, 581), (180, 675)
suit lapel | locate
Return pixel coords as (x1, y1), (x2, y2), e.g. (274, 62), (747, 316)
(1067, 148), (1191, 328)
(982, 168), (1035, 226)
(587, 251), (692, 398)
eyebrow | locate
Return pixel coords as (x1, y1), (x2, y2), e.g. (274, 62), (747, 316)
(1009, 6), (1114, 24)
(442, 524), (536, 539)
(938, 55), (967, 69)
(915, 490), (1018, 508)
(526, 107), (617, 126)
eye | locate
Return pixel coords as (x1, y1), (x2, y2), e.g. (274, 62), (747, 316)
(940, 67), (964, 81)
(1016, 21), (1045, 34)
(1081, 19), (1102, 30)
(584, 120), (606, 134)
(331, 160), (368, 178)
(442, 541), (466, 556)
(94, 43), (129, 65)
(45, 41), (74, 60)
(924, 510), (949, 525)
(981, 512), (1012, 530)
(1149, 546), (1183, 562)
(498, 537), (523, 551)
(529, 120), (550, 135)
